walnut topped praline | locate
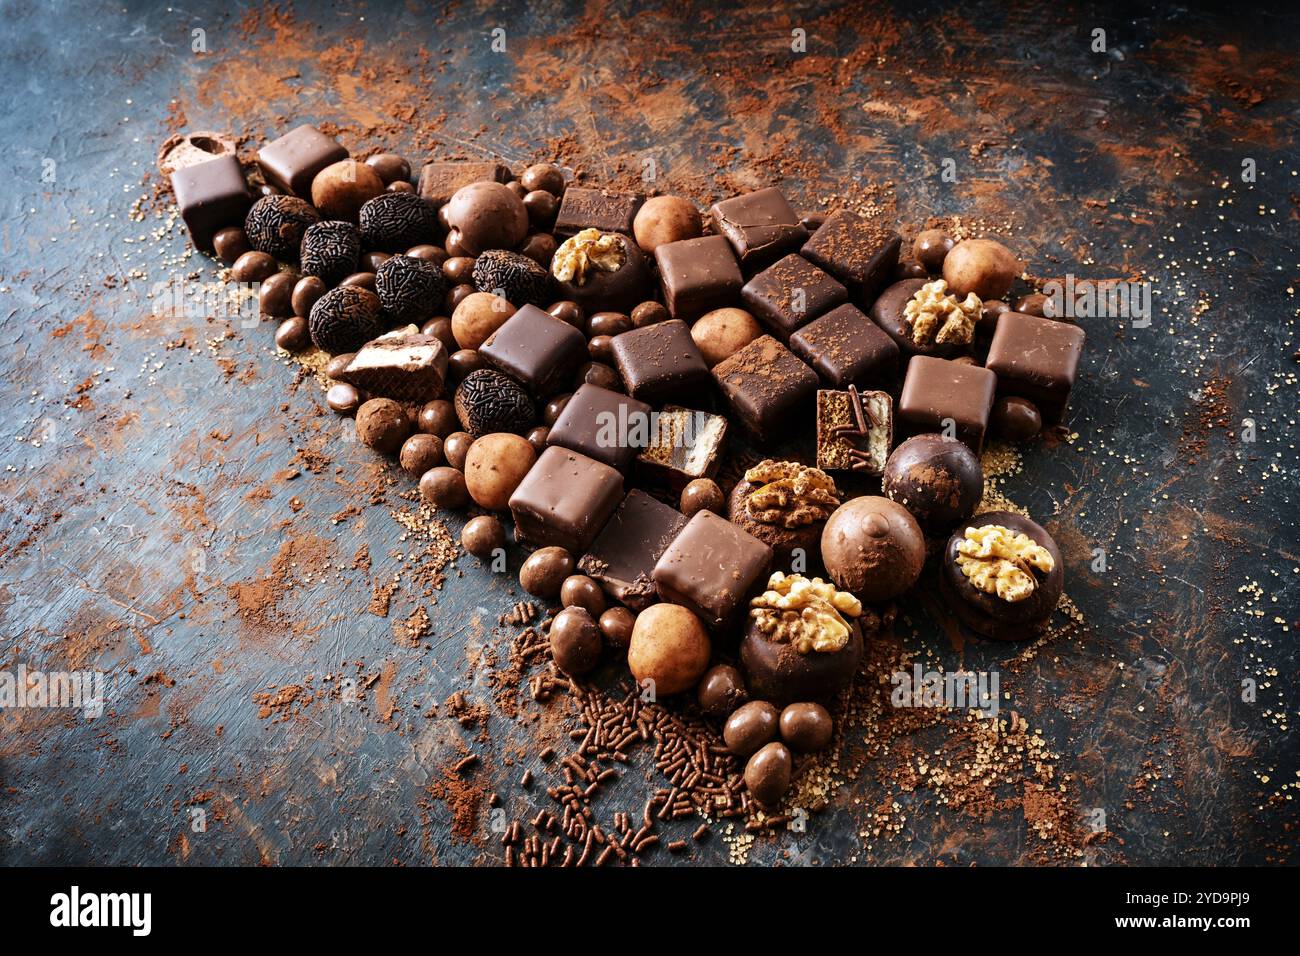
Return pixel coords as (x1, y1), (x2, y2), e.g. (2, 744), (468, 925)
(728, 460), (840, 567)
(550, 229), (650, 315)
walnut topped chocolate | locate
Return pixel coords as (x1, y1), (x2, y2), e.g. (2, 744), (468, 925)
(954, 523), (1055, 602)
(550, 229), (650, 314)
(729, 460), (840, 565)
(903, 279), (981, 348)
(749, 572), (862, 654)
(552, 228), (626, 284)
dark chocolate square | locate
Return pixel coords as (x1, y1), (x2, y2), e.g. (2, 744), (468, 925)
(479, 304), (588, 398)
(709, 187), (809, 272)
(610, 319), (712, 405)
(578, 490), (688, 610)
(417, 161), (511, 207)
(257, 124), (348, 197)
(741, 254), (848, 341)
(170, 155), (251, 252)
(897, 355), (997, 453)
(547, 383), (653, 473)
(711, 335), (818, 444)
(654, 236), (744, 322)
(984, 312), (1085, 423)
(636, 405), (728, 490)
(788, 303), (900, 389)
(554, 187), (643, 236)
(652, 511), (773, 629)
(800, 209), (901, 304)
(508, 446), (624, 554)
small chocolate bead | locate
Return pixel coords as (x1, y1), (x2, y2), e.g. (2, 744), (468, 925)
(340, 271), (377, 291)
(258, 271), (297, 317)
(419, 466), (469, 508)
(913, 229), (955, 273)
(525, 425), (550, 456)
(231, 251), (278, 283)
(630, 301), (668, 328)
(520, 163), (565, 196)
(549, 607), (601, 675)
(291, 275), (327, 317)
(680, 478), (724, 517)
(779, 702), (833, 753)
(406, 244), (447, 266)
(213, 226), (251, 266)
(447, 348), (483, 383)
(443, 431), (474, 471)
(697, 664), (749, 719)
(588, 311), (632, 338)
(573, 362), (621, 392)
(461, 514), (506, 559)
(588, 334), (615, 364)
(326, 382), (362, 415)
(518, 232), (557, 268)
(990, 396), (1042, 442)
(547, 300), (584, 329)
(400, 433), (444, 476)
(387, 180), (415, 194)
(325, 352), (355, 379)
(361, 251), (391, 272)
(417, 399), (458, 438)
(443, 256), (476, 285)
(523, 190), (558, 229)
(543, 393), (572, 427)
(446, 283), (475, 313)
(560, 574), (606, 616)
(274, 316), (311, 352)
(597, 606), (635, 649)
(506, 181), (528, 200)
(519, 547), (574, 598)
(365, 152), (411, 185)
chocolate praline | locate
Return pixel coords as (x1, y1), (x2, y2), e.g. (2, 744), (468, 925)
(939, 510), (1063, 641)
(739, 612), (863, 707)
(728, 466), (839, 567)
(551, 232), (651, 315)
(444, 181), (529, 257)
(870, 278), (970, 359)
(881, 434), (983, 534)
(820, 496), (925, 603)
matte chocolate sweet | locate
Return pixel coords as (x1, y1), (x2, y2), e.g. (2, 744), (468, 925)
(454, 368), (535, 436)
(170, 155), (252, 251)
(897, 356), (997, 453)
(712, 335), (818, 444)
(882, 434), (983, 533)
(479, 304), (589, 398)
(546, 383), (652, 472)
(554, 186), (643, 236)
(709, 187), (809, 271)
(820, 496), (925, 603)
(984, 311), (1086, 423)
(816, 387), (893, 474)
(740, 253), (848, 341)
(652, 510), (773, 629)
(333, 330), (449, 401)
(375, 254), (448, 325)
(789, 302), (899, 389)
(508, 446), (624, 554)
(800, 209), (901, 303)
(728, 460), (840, 567)
(654, 235), (744, 322)
(417, 160), (511, 207)
(578, 489), (688, 610)
(257, 124), (348, 196)
(610, 319), (711, 405)
(636, 405), (728, 490)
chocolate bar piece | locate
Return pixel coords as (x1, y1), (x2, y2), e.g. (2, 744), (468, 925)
(709, 187), (809, 272)
(652, 510), (773, 629)
(984, 312), (1085, 423)
(479, 304), (588, 398)
(711, 335), (818, 444)
(800, 209), (901, 304)
(610, 319), (711, 405)
(636, 405), (728, 490)
(816, 387), (893, 474)
(508, 446), (624, 554)
(257, 124), (348, 197)
(417, 160), (511, 207)
(170, 155), (251, 252)
(334, 329), (449, 401)
(897, 355), (997, 453)
(547, 383), (653, 473)
(654, 235), (744, 322)
(789, 302), (899, 390)
(554, 187), (643, 237)
(741, 253), (847, 341)
(579, 490), (688, 610)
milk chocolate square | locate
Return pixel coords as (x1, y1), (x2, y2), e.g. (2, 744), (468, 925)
(417, 160), (511, 207)
(741, 254), (848, 341)
(579, 490), (688, 610)
(170, 155), (251, 252)
(711, 335), (818, 444)
(610, 319), (711, 405)
(509, 446), (624, 554)
(654, 236), (743, 322)
(897, 355), (996, 453)
(985, 312), (1085, 423)
(710, 187), (809, 272)
(554, 187), (642, 236)
(257, 124), (348, 197)
(479, 304), (588, 398)
(652, 511), (772, 629)
(800, 209), (901, 304)
(789, 303), (900, 389)
(547, 383), (653, 473)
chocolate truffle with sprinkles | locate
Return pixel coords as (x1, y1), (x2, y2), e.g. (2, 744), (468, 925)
(472, 249), (554, 308)
(300, 220), (361, 285)
(375, 255), (447, 325)
(308, 285), (383, 355)
(453, 368), (536, 436)
(359, 191), (438, 253)
(245, 195), (321, 262)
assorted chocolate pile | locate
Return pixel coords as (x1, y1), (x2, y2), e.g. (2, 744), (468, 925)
(167, 124), (1086, 812)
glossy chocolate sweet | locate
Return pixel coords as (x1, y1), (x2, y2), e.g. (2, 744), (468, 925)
(578, 489), (688, 611)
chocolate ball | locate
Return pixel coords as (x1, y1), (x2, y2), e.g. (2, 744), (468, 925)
(358, 191), (438, 253)
(523, 189), (559, 229)
(399, 433), (444, 476)
(291, 275), (327, 317)
(443, 256), (476, 286)
(446, 283), (475, 313)
(362, 251), (392, 273)
(418, 399), (458, 438)
(697, 664), (749, 720)
(231, 251), (278, 283)
(407, 244), (447, 265)
(421, 316), (457, 354)
(744, 742), (792, 806)
(691, 307), (762, 368)
(547, 300), (584, 329)
(213, 226), (251, 265)
(991, 397), (1043, 442)
(821, 496), (925, 603)
(779, 702), (833, 753)
(542, 393), (571, 427)
(550, 607), (602, 676)
(325, 352), (355, 379)
(913, 229), (955, 273)
(339, 272), (376, 291)
(519, 547), (574, 598)
(1015, 292), (1048, 317)
(895, 259), (929, 280)
(464, 433), (536, 510)
(560, 574), (606, 616)
(312, 160), (385, 222)
(551, 231), (651, 315)
(308, 285), (382, 354)
(326, 382), (362, 415)
(244, 195), (320, 261)
(724, 700), (779, 757)
(882, 435), (984, 534)
(447, 348), (483, 383)
(300, 220), (361, 285)
(525, 425), (550, 456)
(444, 181), (529, 257)
(376, 255), (448, 326)
(588, 311), (632, 338)
(980, 299), (1011, 339)
(419, 466), (469, 508)
(680, 478), (724, 518)
(443, 431), (473, 471)
(520, 163), (565, 196)
(451, 292), (516, 350)
(519, 232), (557, 268)
(506, 181), (528, 200)
(387, 180), (415, 194)
(454, 368), (535, 437)
(740, 607), (863, 707)
(627, 603), (711, 697)
(573, 362), (621, 392)
(631, 300), (669, 329)
(587, 335), (615, 364)
(598, 607), (636, 649)
(274, 316), (311, 352)
(259, 271), (297, 317)
(633, 195), (703, 254)
(365, 152), (411, 186)
(943, 238), (1021, 300)
(461, 514), (506, 559)
(355, 398), (412, 454)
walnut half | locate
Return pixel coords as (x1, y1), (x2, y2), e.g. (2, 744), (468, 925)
(955, 524), (1055, 602)
(749, 572), (862, 654)
(742, 460), (840, 528)
(551, 228), (626, 285)
(903, 279), (981, 347)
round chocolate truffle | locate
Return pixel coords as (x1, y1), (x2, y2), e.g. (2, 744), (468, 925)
(461, 514), (506, 559)
(399, 433), (444, 476)
(779, 702), (833, 753)
(375, 255), (448, 326)
(882, 435), (984, 534)
(627, 603), (711, 697)
(444, 182), (529, 257)
(744, 742), (792, 806)
(939, 511), (1063, 641)
(355, 398), (411, 454)
(308, 285), (383, 355)
(472, 249), (553, 309)
(991, 396), (1043, 442)
(550, 607), (602, 676)
(680, 478), (725, 518)
(821, 496), (925, 603)
(943, 238), (1021, 301)
(723, 700), (780, 757)
(451, 292), (516, 350)
(870, 278), (975, 359)
(299, 220), (361, 285)
(463, 432), (536, 510)
(311, 159), (385, 222)
(519, 547), (574, 598)
(551, 230), (651, 315)
(691, 307), (763, 368)
(244, 195), (321, 262)
(359, 191), (438, 253)
(454, 368), (536, 437)
(728, 460), (841, 566)
(632, 195), (703, 253)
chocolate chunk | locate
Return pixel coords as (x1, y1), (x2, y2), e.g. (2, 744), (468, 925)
(984, 312), (1085, 423)
(578, 490), (688, 610)
(554, 187), (643, 237)
(546, 383), (652, 473)
(479, 304), (589, 398)
(636, 405), (728, 490)
(711, 335), (818, 444)
(333, 330), (449, 402)
(709, 187), (809, 272)
(610, 319), (711, 405)
(170, 155), (252, 252)
(800, 209), (901, 304)
(508, 446), (624, 554)
(816, 387), (893, 475)
(741, 253), (847, 341)
(654, 235), (744, 322)
(416, 160), (511, 207)
(897, 355), (997, 453)
(257, 124), (348, 197)
(652, 511), (772, 629)
(789, 302), (900, 389)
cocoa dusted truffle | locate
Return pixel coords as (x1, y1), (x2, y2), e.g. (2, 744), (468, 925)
(550, 229), (651, 315)
(375, 255), (447, 325)
(453, 368), (536, 437)
(728, 460), (841, 566)
(300, 220), (361, 285)
(244, 195), (321, 261)
(358, 191), (438, 253)
(882, 434), (984, 534)
(308, 285), (383, 355)
(820, 496), (925, 603)
(444, 181), (529, 257)
(472, 249), (554, 308)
